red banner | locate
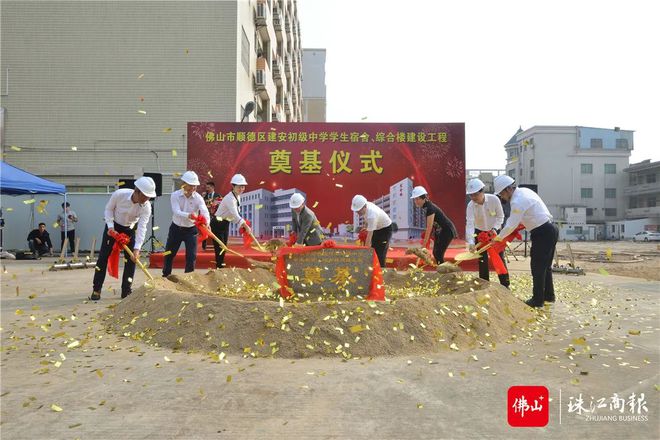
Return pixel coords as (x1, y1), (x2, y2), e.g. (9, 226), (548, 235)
(187, 122), (465, 242)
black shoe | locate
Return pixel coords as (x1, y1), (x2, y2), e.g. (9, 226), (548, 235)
(89, 291), (101, 301)
(525, 298), (544, 308)
(121, 290), (132, 299)
(544, 295), (556, 303)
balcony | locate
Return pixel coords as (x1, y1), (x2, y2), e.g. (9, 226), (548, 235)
(273, 8), (283, 32)
(626, 206), (660, 218)
(284, 93), (292, 114)
(256, 0), (268, 26)
(623, 181), (660, 196)
(284, 55), (292, 78)
(272, 57), (281, 80)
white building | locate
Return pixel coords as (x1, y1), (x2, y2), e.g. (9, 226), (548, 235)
(353, 177), (426, 241)
(233, 187), (305, 238)
(1, 0), (303, 191)
(301, 48), (326, 122)
(504, 126), (633, 239)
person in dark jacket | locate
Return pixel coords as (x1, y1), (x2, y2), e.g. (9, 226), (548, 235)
(289, 193), (322, 246)
(27, 222), (53, 257)
(411, 186), (457, 264)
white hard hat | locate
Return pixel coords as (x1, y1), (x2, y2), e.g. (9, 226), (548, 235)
(466, 178), (485, 195)
(351, 195), (367, 212)
(181, 171), (200, 186)
(230, 173), (248, 185)
(493, 175), (515, 195)
(410, 186), (428, 199)
(134, 176), (157, 198)
(289, 193), (305, 209)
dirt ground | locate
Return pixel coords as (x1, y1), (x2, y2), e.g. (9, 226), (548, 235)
(507, 240), (660, 281)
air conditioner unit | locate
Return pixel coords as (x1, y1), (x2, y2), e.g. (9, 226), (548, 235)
(255, 69), (266, 86)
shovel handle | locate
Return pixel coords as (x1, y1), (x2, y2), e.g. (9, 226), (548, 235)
(122, 245), (154, 281)
(204, 226), (245, 258)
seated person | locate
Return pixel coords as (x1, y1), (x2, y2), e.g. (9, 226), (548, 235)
(27, 222), (53, 257)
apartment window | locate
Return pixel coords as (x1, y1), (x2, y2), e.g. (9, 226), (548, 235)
(629, 197), (637, 209)
(616, 138), (629, 149)
(530, 170), (534, 180)
(529, 159), (534, 168)
(590, 138), (603, 148)
(508, 169), (515, 178)
(581, 188), (593, 198)
(604, 164), (616, 174)
(241, 26), (250, 74)
(586, 208), (594, 216)
(647, 174), (657, 183)
(604, 208), (617, 217)
(622, 225), (625, 233)
(648, 198), (657, 207)
(605, 188), (616, 199)
(581, 163), (593, 174)
(575, 226), (583, 234)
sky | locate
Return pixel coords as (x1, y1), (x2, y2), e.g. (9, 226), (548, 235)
(297, 0), (659, 169)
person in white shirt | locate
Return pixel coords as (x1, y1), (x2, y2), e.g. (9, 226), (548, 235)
(212, 173), (251, 268)
(465, 178), (509, 287)
(90, 176), (156, 301)
(56, 202), (78, 254)
(162, 171), (210, 277)
(351, 194), (393, 268)
(493, 175), (557, 307)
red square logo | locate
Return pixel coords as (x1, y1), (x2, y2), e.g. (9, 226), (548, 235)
(508, 386), (549, 427)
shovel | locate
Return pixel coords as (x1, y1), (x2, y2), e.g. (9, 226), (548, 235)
(204, 226), (245, 258)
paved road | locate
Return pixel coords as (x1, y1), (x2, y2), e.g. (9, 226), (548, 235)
(1, 259), (658, 439)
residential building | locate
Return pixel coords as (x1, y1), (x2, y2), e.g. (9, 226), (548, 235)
(504, 126), (633, 239)
(233, 187), (305, 238)
(1, 0), (303, 191)
(301, 48), (326, 122)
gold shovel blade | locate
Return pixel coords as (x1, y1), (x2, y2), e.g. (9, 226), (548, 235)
(453, 251), (482, 262)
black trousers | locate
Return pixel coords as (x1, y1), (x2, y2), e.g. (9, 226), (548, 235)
(92, 223), (136, 295)
(61, 230), (75, 253)
(530, 222), (559, 304)
(28, 240), (50, 256)
(213, 219), (230, 269)
(433, 228), (454, 264)
(162, 223), (198, 276)
(371, 224), (393, 268)
(475, 228), (510, 287)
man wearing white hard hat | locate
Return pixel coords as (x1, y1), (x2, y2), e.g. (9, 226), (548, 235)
(212, 173), (251, 268)
(351, 194), (392, 268)
(465, 178), (509, 287)
(493, 175), (557, 307)
(162, 171), (210, 277)
(411, 186), (457, 264)
(289, 193), (322, 246)
(90, 175), (156, 301)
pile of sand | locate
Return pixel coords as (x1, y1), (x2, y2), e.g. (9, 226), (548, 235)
(103, 268), (536, 359)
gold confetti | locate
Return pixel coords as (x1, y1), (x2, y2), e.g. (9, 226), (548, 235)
(226, 375), (232, 383)
(68, 423), (82, 429)
(23, 199), (36, 205)
(628, 330), (641, 335)
(96, 369), (103, 378)
(162, 251), (172, 256)
(417, 403), (424, 409)
(71, 146), (78, 151)
(171, 149), (178, 157)
(335, 183), (343, 188)
(449, 343), (459, 351)
(312, 201), (319, 208)
(10, 145), (22, 151)
(51, 404), (63, 412)
(138, 110), (147, 115)
(67, 340), (80, 348)
(138, 73), (144, 79)
(15, 309), (24, 315)
(164, 356), (172, 362)
(598, 268), (609, 276)
(259, 180), (265, 185)
(176, 377), (183, 383)
(152, 226), (160, 231)
(256, 204), (263, 209)
(163, 128), (172, 133)
(6, 208), (13, 212)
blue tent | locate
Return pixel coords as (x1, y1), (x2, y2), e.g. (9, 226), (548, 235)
(1, 161), (66, 195)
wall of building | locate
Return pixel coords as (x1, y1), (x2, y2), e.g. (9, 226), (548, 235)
(1, 0), (238, 191)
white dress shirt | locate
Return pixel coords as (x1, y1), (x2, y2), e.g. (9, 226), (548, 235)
(365, 202), (392, 231)
(104, 188), (152, 249)
(170, 189), (210, 227)
(215, 191), (245, 226)
(465, 194), (504, 245)
(498, 187), (553, 238)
